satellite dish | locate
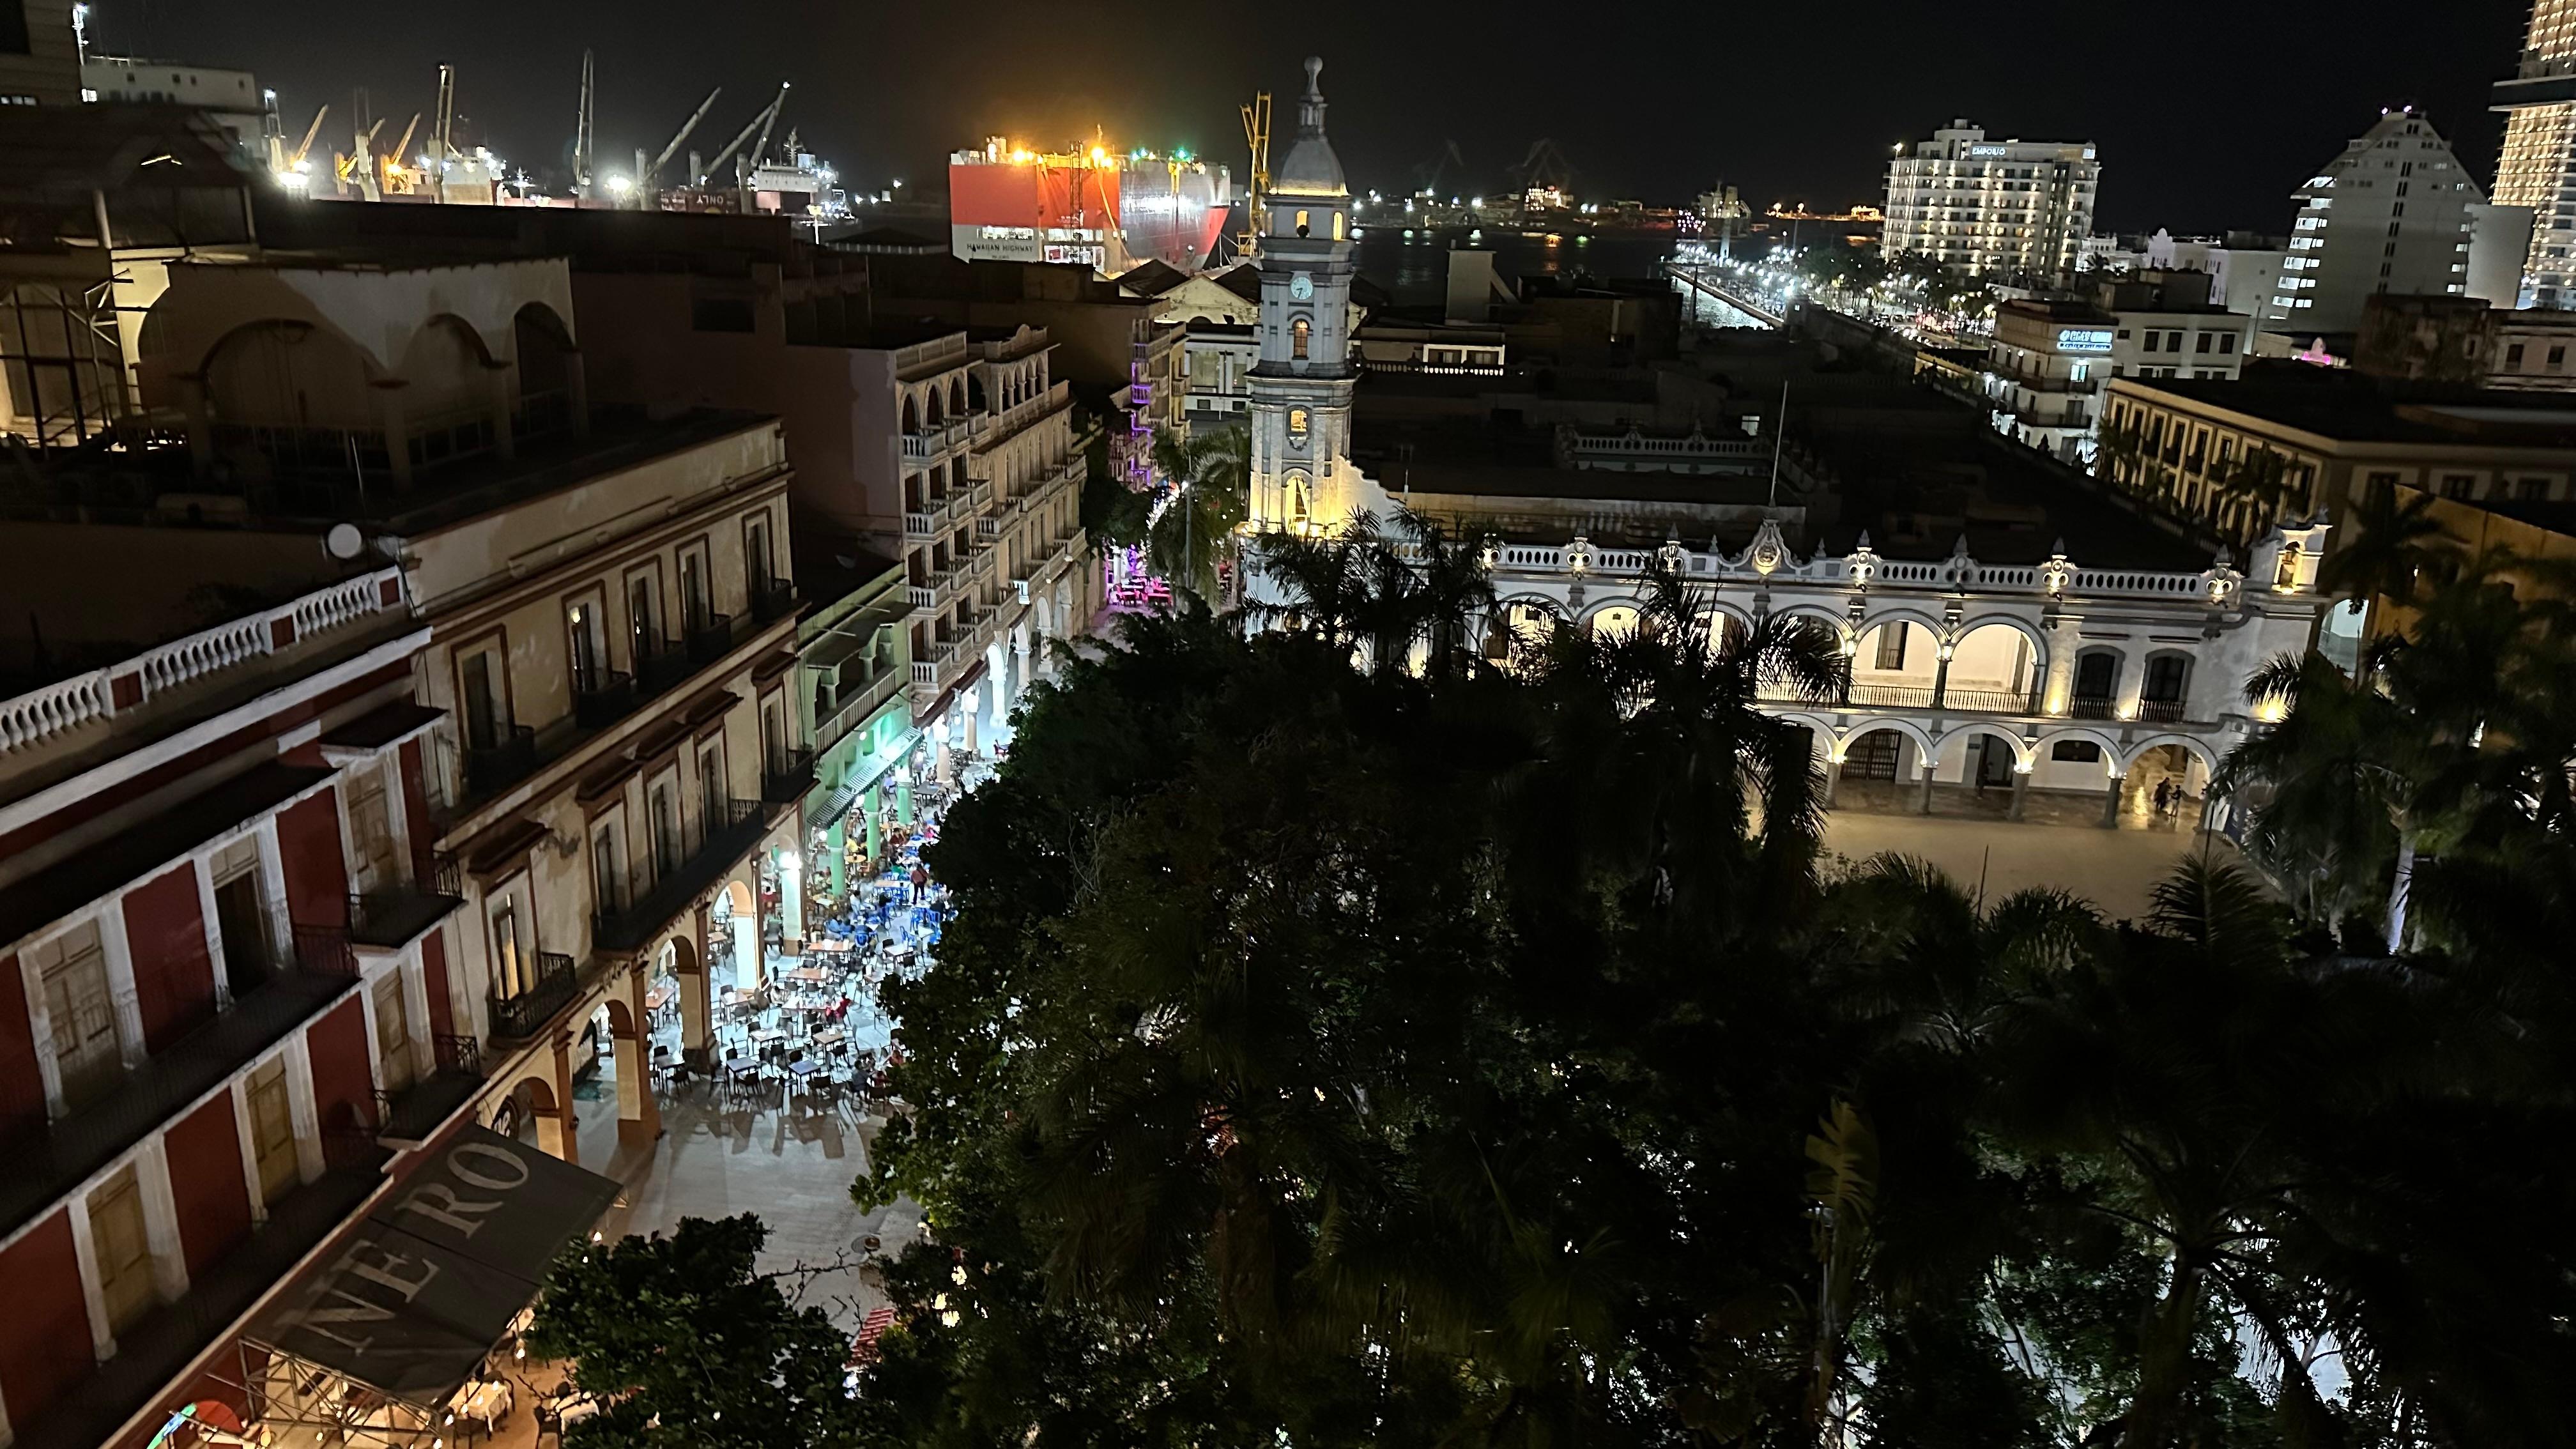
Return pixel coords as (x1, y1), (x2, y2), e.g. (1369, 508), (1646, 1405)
(323, 523), (365, 560)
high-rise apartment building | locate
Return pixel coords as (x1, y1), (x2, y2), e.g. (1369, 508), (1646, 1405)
(2267, 111), (2482, 334)
(2494, 0), (2576, 305)
(1881, 120), (2100, 280)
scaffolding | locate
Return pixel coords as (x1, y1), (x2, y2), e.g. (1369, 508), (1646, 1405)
(0, 270), (132, 450)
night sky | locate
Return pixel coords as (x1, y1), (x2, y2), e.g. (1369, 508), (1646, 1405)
(116, 0), (2524, 236)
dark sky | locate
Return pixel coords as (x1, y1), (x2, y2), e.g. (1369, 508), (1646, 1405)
(116, 0), (2525, 236)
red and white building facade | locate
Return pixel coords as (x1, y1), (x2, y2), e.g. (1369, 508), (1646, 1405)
(0, 567), (457, 1449)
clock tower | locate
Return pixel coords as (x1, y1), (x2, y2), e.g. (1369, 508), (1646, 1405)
(1247, 57), (1374, 532)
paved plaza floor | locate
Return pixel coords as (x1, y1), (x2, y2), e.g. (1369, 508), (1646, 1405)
(572, 1075), (919, 1331)
(1823, 786), (2239, 921)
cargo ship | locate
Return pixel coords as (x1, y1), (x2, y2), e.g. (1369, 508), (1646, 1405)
(947, 137), (1232, 274)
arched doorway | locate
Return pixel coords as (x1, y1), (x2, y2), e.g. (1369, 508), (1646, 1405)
(505, 1072), (570, 1162)
(2112, 739), (2215, 831)
(1483, 599), (1559, 670)
(714, 878), (762, 990)
(512, 302), (576, 434)
(601, 992), (661, 1147)
(1946, 619), (2044, 712)
(1586, 601), (1643, 641)
(1850, 618), (1937, 707)
(1937, 725), (2030, 819)
(662, 932), (713, 1069)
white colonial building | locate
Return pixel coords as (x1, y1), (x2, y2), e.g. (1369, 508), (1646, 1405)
(1464, 521), (2328, 824)
(1238, 62), (2326, 827)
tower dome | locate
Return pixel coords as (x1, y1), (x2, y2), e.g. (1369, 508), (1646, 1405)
(1271, 56), (1347, 197)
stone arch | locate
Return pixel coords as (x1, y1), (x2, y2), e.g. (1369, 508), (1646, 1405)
(1856, 605), (1947, 639)
(924, 385), (944, 427)
(397, 314), (494, 401)
(661, 931), (712, 1064)
(1939, 721), (2031, 776)
(1693, 599), (1757, 648)
(2120, 732), (2220, 776)
(968, 371), (988, 411)
(1947, 615), (2048, 708)
(1483, 595), (1564, 666)
(1836, 715), (1937, 765)
(716, 878), (761, 989)
(2035, 724), (2125, 764)
(1582, 599), (1646, 641)
(503, 1071), (571, 1160)
(512, 301), (576, 429)
(901, 393), (920, 433)
(199, 318), (380, 430)
(948, 376), (966, 417)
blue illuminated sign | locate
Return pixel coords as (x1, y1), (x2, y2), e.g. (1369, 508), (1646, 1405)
(2056, 327), (2115, 354)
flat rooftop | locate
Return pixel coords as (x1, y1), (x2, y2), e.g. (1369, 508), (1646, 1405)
(0, 406), (776, 539)
(2124, 367), (2576, 447)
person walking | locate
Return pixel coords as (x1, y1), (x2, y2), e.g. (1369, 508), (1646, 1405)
(2152, 778), (2174, 819)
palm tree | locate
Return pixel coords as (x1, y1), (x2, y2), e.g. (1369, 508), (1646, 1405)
(1518, 567), (1848, 929)
(1142, 423), (1250, 604)
(2317, 477), (2464, 615)
(1249, 509), (1498, 681)
(2216, 648), (2416, 947)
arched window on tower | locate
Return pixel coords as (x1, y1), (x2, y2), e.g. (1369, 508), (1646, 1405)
(1285, 470), (1312, 527)
(1295, 209), (1311, 236)
(1332, 211), (1345, 240)
(1288, 406), (1309, 436)
(1292, 318), (1310, 360)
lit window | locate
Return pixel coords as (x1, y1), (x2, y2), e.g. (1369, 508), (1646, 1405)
(1292, 318), (1310, 360)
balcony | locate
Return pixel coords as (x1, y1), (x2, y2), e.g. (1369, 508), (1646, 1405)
(750, 575), (797, 624)
(592, 799), (771, 955)
(0, 935), (358, 1243)
(11, 1153), (386, 1449)
(686, 610), (737, 665)
(2138, 698), (2188, 724)
(487, 950), (578, 1041)
(1943, 687), (2043, 714)
(635, 636), (693, 698)
(2069, 696), (2118, 720)
(763, 747), (816, 805)
(1846, 682), (1936, 709)
(348, 853), (463, 949)
(462, 723), (537, 797)
(374, 1033), (486, 1147)
(573, 668), (637, 730)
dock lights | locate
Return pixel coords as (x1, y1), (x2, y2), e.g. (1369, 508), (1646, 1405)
(605, 174), (632, 197)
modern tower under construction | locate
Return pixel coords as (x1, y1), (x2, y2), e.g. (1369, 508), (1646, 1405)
(2494, 0), (2576, 305)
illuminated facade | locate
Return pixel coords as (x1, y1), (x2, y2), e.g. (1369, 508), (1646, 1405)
(2268, 110), (2480, 332)
(1882, 120), (2098, 279)
(1245, 57), (1371, 532)
(2493, 0), (2576, 305)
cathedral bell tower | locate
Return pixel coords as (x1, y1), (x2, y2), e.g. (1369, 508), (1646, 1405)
(1248, 57), (1365, 533)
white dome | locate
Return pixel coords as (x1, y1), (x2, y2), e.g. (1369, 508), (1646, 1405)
(1271, 56), (1347, 197)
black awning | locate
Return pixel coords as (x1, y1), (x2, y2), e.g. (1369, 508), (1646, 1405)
(242, 1127), (620, 1402)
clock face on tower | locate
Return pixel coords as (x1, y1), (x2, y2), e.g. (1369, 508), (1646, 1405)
(1289, 272), (1314, 301)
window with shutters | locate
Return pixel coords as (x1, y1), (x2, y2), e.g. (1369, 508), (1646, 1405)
(247, 1059), (299, 1207)
(372, 972), (413, 1091)
(89, 1167), (155, 1333)
(344, 763), (397, 892)
(1875, 622), (1909, 671)
(210, 838), (274, 999)
(490, 900), (526, 997)
(32, 924), (121, 1110)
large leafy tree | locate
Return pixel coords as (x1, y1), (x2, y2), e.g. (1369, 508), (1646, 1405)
(844, 523), (2576, 1447)
(526, 1214), (867, 1449)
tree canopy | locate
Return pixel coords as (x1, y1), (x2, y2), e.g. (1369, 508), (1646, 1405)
(836, 522), (2576, 1447)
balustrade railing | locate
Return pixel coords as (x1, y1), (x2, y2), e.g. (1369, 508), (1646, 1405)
(488, 951), (578, 1039)
(0, 567), (403, 758)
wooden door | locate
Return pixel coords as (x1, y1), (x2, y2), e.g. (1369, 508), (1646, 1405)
(247, 1059), (300, 1207)
(89, 1168), (155, 1333)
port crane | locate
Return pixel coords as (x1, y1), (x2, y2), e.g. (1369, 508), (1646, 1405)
(693, 82), (788, 189)
(1238, 89), (1270, 254)
(632, 86), (720, 203)
(571, 49), (595, 198)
